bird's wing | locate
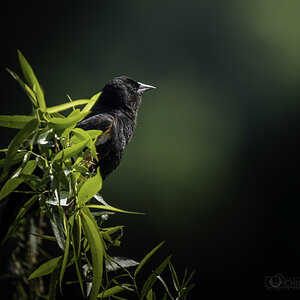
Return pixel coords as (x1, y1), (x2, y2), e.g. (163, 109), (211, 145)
(77, 114), (114, 154)
(77, 114), (114, 133)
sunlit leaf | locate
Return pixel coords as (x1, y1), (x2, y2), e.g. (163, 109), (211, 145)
(78, 168), (102, 205)
(47, 111), (89, 130)
(82, 92), (101, 113)
(53, 138), (90, 162)
(46, 99), (90, 114)
(28, 256), (62, 280)
(18, 50), (46, 110)
(30, 127), (54, 147)
(81, 212), (104, 300)
(6, 68), (37, 106)
(0, 115), (36, 129)
(87, 204), (143, 215)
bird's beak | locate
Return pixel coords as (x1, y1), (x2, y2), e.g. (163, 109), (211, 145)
(137, 81), (156, 94)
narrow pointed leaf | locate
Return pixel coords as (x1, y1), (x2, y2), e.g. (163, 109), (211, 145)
(28, 256), (62, 280)
(86, 204), (143, 215)
(6, 68), (37, 106)
(0, 160), (37, 201)
(0, 152), (25, 169)
(179, 284), (195, 298)
(168, 262), (180, 291)
(134, 241), (165, 277)
(2, 194), (39, 244)
(46, 99), (90, 114)
(81, 212), (104, 300)
(156, 275), (174, 300)
(183, 270), (195, 288)
(48, 111), (89, 129)
(141, 255), (172, 297)
(18, 50), (46, 110)
(71, 214), (84, 296)
(53, 138), (90, 162)
(161, 293), (168, 300)
(82, 92), (101, 113)
(50, 207), (66, 251)
(78, 168), (102, 205)
(0, 177), (23, 201)
(0, 115), (36, 129)
(59, 216), (72, 291)
(146, 289), (155, 300)
(2, 118), (38, 175)
(97, 284), (133, 298)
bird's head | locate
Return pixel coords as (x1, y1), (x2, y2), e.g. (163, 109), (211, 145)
(98, 76), (155, 114)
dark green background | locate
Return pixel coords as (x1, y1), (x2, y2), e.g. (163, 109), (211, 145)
(1, 0), (300, 298)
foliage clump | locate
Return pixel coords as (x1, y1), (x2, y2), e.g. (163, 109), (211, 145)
(0, 51), (194, 299)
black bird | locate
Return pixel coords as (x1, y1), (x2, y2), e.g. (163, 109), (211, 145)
(77, 76), (155, 179)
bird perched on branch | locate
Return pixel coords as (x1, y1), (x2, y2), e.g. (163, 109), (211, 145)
(77, 76), (155, 179)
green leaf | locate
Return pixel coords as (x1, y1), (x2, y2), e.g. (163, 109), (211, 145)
(0, 152), (25, 169)
(82, 92), (101, 113)
(182, 270), (195, 288)
(21, 174), (43, 191)
(47, 111), (89, 130)
(87, 205), (143, 215)
(28, 256), (62, 280)
(141, 255), (172, 297)
(81, 212), (104, 300)
(146, 289), (156, 300)
(30, 127), (54, 147)
(72, 128), (101, 160)
(78, 168), (102, 205)
(46, 99), (90, 114)
(178, 284), (195, 298)
(18, 50), (46, 110)
(1, 118), (38, 175)
(49, 268), (60, 300)
(6, 68), (38, 106)
(29, 232), (56, 241)
(0, 115), (36, 129)
(53, 138), (90, 162)
(161, 293), (168, 300)
(156, 275), (174, 300)
(71, 214), (84, 296)
(97, 284), (133, 298)
(0, 160), (37, 201)
(168, 262), (180, 292)
(134, 241), (165, 277)
(50, 206), (66, 251)
(0, 177), (23, 201)
(1, 194), (39, 244)
(59, 215), (72, 292)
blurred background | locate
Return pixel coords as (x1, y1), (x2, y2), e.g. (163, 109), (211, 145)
(1, 0), (300, 298)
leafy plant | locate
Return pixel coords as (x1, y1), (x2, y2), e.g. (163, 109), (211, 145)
(0, 51), (195, 299)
